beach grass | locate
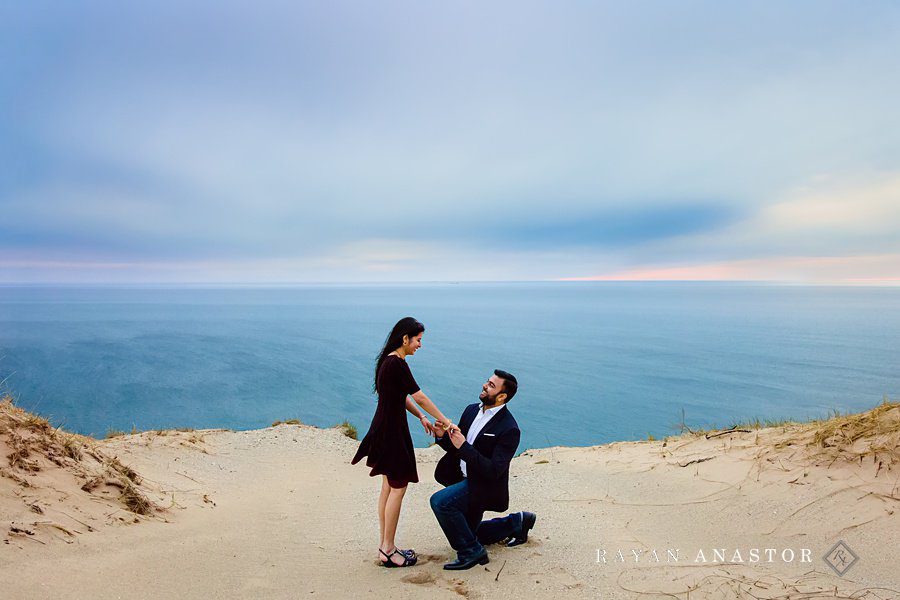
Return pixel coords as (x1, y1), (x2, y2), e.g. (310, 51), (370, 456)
(673, 397), (899, 466)
(61, 434), (84, 461)
(335, 419), (357, 440)
(1, 394), (158, 515)
(674, 402), (891, 437)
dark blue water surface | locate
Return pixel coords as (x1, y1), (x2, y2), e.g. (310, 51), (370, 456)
(0, 283), (897, 450)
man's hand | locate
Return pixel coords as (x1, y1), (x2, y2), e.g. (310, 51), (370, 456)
(449, 427), (466, 449)
(434, 418), (458, 438)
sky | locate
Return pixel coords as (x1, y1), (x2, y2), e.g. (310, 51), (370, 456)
(1, 1), (899, 284)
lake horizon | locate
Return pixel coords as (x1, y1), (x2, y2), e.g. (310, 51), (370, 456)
(2, 282), (897, 451)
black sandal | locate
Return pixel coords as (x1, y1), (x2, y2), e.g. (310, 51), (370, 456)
(380, 547), (415, 558)
(379, 548), (418, 568)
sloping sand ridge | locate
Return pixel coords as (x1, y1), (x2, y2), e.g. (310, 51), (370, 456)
(1, 395), (898, 599)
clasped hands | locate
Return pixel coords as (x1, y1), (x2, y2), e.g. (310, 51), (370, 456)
(419, 417), (465, 448)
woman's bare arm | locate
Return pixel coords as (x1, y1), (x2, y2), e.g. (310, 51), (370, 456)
(405, 396), (425, 418)
(406, 396), (436, 435)
(410, 390), (450, 426)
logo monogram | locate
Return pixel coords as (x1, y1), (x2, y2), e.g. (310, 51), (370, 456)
(823, 541), (859, 577)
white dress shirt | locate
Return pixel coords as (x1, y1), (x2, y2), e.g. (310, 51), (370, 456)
(460, 404), (504, 478)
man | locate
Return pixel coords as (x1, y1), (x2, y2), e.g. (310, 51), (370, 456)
(430, 369), (537, 570)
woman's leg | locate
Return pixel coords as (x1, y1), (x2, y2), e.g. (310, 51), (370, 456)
(377, 476), (390, 559)
(380, 484), (408, 565)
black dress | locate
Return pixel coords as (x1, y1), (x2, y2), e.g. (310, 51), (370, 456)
(351, 355), (421, 485)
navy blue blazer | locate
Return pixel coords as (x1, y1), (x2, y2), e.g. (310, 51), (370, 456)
(434, 403), (520, 513)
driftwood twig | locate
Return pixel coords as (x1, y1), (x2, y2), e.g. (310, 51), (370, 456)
(494, 559), (507, 581)
(706, 428), (751, 439)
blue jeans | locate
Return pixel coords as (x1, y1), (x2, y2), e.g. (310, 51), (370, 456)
(430, 480), (525, 560)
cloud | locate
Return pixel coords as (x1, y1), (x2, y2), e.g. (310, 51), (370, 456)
(565, 254), (900, 283)
(2, 3), (900, 281)
(761, 173), (900, 236)
(564, 172), (900, 282)
(487, 203), (737, 249)
(710, 172), (900, 258)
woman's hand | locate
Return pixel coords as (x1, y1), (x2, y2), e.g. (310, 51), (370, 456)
(443, 421), (461, 435)
(419, 415), (436, 436)
(434, 417), (454, 432)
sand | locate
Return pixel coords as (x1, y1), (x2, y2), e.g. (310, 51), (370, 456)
(1, 400), (899, 600)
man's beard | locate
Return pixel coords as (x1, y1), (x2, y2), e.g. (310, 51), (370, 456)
(480, 393), (501, 407)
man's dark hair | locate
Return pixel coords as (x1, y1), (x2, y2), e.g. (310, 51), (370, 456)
(494, 369), (518, 402)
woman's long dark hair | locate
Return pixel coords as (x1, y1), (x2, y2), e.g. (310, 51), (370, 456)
(374, 317), (425, 392)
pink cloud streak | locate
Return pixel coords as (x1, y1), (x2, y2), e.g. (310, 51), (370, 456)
(561, 255), (900, 284)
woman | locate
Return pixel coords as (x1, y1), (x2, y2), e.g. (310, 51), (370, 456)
(351, 317), (451, 568)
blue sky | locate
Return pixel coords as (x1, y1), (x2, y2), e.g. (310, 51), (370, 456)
(2, 1), (899, 283)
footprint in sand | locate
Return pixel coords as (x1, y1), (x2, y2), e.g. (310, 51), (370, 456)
(448, 578), (469, 598)
(414, 553), (445, 564)
(549, 566), (585, 589)
(400, 571), (469, 599)
(401, 572), (436, 585)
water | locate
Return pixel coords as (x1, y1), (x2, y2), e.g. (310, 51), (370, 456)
(0, 283), (897, 451)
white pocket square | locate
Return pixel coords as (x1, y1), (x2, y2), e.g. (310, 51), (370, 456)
(483, 433), (496, 437)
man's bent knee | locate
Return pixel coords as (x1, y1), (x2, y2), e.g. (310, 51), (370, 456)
(430, 489), (456, 514)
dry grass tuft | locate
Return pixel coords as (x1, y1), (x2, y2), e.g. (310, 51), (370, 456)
(1, 394), (160, 517)
(0, 467), (31, 487)
(80, 476), (103, 492)
(674, 398), (900, 474)
(117, 478), (154, 515)
(23, 413), (53, 433)
(61, 435), (83, 461)
(749, 398), (900, 470)
(185, 432), (205, 445)
(108, 456), (141, 484)
(335, 419), (357, 440)
(805, 398), (900, 465)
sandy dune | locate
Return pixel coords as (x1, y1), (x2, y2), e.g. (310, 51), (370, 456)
(2, 399), (899, 599)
